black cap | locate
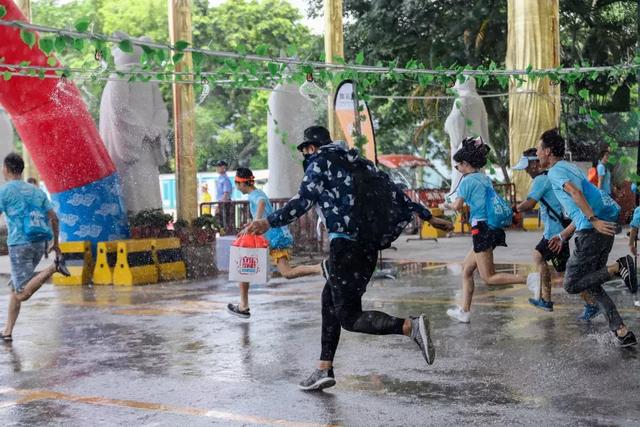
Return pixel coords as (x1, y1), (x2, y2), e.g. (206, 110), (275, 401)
(215, 160), (228, 167)
(296, 126), (332, 151)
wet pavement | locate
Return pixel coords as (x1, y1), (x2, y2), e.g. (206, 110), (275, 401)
(1, 261), (639, 426)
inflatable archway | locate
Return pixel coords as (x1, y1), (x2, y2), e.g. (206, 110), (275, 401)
(0, 0), (128, 243)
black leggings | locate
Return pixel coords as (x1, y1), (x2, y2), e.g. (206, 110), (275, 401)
(320, 238), (405, 362)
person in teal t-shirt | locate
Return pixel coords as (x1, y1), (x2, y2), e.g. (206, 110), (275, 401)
(596, 149), (612, 195)
(513, 148), (594, 315)
(226, 167), (320, 319)
(538, 129), (636, 347)
(444, 137), (525, 324)
(0, 153), (70, 342)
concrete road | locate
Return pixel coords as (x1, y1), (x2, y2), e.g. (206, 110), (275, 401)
(1, 256), (638, 426)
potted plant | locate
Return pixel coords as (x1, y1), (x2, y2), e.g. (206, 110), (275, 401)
(191, 214), (219, 245)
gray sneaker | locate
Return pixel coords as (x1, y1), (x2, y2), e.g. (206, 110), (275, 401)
(298, 368), (335, 391)
(411, 314), (435, 365)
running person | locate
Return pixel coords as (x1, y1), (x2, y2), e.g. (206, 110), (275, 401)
(627, 205), (640, 307)
(1, 153), (70, 342)
(445, 137), (526, 323)
(513, 148), (572, 311)
(245, 125), (453, 391)
(227, 167), (321, 319)
(539, 129), (637, 347)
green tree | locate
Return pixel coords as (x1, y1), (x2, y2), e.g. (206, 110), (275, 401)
(191, 0), (321, 170)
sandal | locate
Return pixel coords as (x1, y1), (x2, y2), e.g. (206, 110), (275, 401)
(1, 334), (12, 342)
(55, 255), (71, 277)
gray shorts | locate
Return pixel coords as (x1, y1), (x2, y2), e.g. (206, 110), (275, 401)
(8, 241), (46, 293)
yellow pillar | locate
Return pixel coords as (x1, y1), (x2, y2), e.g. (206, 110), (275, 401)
(14, 0), (40, 183)
(323, 0), (345, 140)
(169, 0), (198, 221)
(506, 0), (560, 199)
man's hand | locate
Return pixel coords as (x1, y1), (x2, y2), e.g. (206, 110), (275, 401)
(592, 218), (616, 236)
(428, 217), (454, 231)
(548, 235), (563, 254)
(244, 219), (270, 235)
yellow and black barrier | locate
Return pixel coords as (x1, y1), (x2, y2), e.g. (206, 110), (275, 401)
(53, 241), (94, 286)
(113, 239), (158, 286)
(92, 241), (119, 285)
(153, 237), (186, 282)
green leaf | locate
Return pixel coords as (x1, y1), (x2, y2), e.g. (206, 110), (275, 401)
(355, 51), (364, 65)
(172, 53), (184, 64)
(72, 38), (85, 52)
(0, 5), (6, 19)
(174, 40), (189, 51)
(119, 39), (133, 53)
(74, 18), (90, 32)
(39, 38), (54, 55)
(20, 30), (36, 49)
(578, 88), (590, 101)
(47, 56), (57, 67)
(267, 62), (278, 75)
(255, 44), (269, 56)
(286, 45), (297, 57)
(54, 36), (66, 52)
(3, 72), (11, 81)
(192, 51), (204, 67)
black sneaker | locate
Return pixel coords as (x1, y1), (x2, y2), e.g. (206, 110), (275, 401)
(227, 303), (250, 319)
(54, 256), (71, 277)
(320, 259), (329, 280)
(616, 255), (638, 294)
(614, 330), (637, 348)
(410, 314), (435, 365)
(298, 368), (335, 391)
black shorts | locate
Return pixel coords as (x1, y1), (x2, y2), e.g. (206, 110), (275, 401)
(471, 221), (507, 253)
(535, 237), (570, 272)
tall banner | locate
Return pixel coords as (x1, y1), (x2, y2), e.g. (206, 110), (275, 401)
(334, 80), (377, 162)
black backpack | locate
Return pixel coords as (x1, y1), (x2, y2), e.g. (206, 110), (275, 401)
(323, 151), (414, 250)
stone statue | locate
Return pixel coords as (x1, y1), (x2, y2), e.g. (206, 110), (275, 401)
(266, 82), (315, 198)
(99, 33), (169, 213)
(444, 77), (490, 194)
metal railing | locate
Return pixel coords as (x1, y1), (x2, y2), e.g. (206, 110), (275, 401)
(199, 200), (326, 254)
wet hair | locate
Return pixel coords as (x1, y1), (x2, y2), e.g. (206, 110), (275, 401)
(539, 129), (565, 158)
(235, 167), (255, 185)
(522, 148), (538, 158)
(3, 152), (24, 175)
(453, 137), (491, 168)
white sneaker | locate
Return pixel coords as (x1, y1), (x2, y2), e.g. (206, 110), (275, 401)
(446, 306), (471, 323)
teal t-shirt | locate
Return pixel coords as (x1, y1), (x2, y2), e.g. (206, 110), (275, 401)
(457, 172), (493, 224)
(548, 160), (618, 231)
(596, 162), (612, 195)
(248, 189), (293, 249)
(0, 180), (53, 246)
(527, 174), (565, 239)
(631, 206), (640, 229)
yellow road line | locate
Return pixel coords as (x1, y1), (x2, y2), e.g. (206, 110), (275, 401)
(0, 387), (339, 427)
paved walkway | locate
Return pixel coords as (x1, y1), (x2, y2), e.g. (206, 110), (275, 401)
(0, 229), (638, 426)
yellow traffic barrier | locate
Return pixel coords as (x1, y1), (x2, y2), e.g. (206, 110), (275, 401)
(153, 237), (186, 282)
(53, 241), (93, 286)
(113, 239), (158, 286)
(523, 216), (544, 231)
(92, 241), (118, 285)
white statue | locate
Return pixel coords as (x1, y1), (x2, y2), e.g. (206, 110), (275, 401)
(99, 33), (169, 213)
(266, 82), (316, 198)
(0, 109), (13, 186)
(444, 77), (490, 194)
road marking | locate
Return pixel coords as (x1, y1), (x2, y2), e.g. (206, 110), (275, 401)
(0, 387), (339, 427)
